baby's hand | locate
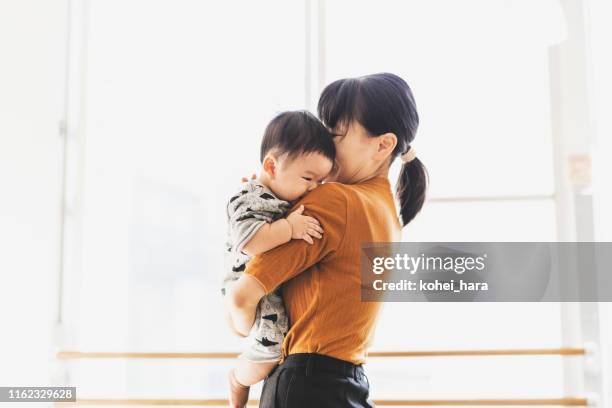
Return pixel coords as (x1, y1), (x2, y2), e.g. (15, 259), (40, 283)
(286, 205), (323, 244)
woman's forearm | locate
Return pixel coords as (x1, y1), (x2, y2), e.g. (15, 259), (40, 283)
(224, 275), (266, 337)
(225, 293), (256, 337)
(223, 298), (246, 337)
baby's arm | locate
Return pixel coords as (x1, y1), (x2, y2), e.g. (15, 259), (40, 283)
(242, 205), (323, 256)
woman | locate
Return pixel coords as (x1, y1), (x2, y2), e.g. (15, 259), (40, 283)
(225, 72), (427, 407)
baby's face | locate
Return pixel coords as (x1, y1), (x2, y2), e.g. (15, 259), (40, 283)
(269, 152), (334, 202)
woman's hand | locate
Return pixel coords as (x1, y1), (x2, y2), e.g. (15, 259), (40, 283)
(241, 173), (257, 183)
(286, 205), (324, 244)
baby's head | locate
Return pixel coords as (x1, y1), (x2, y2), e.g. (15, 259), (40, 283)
(259, 111), (335, 202)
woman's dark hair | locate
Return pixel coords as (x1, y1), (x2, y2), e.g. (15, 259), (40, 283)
(317, 73), (428, 226)
(260, 110), (336, 164)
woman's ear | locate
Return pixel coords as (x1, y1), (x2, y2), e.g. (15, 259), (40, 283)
(373, 132), (398, 161)
(262, 155), (277, 178)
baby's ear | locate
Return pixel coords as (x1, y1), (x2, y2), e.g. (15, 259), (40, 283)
(262, 155), (277, 178)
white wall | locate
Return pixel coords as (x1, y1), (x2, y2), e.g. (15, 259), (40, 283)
(0, 0), (67, 385)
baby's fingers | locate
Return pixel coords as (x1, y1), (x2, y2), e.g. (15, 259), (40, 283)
(292, 205), (305, 216)
(304, 216), (320, 226)
(303, 233), (314, 245)
(306, 228), (323, 239)
(308, 221), (324, 234)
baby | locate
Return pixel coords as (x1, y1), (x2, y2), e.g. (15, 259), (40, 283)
(222, 110), (336, 407)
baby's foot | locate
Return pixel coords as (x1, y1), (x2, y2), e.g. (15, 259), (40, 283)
(228, 368), (250, 408)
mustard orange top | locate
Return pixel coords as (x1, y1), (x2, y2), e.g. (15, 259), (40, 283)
(244, 176), (401, 365)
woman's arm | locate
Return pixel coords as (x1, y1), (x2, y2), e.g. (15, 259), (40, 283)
(224, 274), (266, 337)
(224, 184), (347, 335)
(226, 205), (326, 336)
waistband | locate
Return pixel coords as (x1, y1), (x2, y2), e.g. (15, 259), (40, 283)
(281, 353), (364, 379)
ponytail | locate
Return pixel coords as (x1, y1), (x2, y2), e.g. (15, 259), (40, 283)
(396, 156), (428, 226)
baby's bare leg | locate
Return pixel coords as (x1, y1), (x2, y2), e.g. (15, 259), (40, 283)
(228, 360), (278, 408)
(228, 369), (249, 408)
(234, 358), (278, 386)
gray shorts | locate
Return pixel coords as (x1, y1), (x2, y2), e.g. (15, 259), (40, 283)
(239, 288), (289, 362)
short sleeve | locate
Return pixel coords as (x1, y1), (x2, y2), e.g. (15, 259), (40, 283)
(227, 182), (288, 255)
(244, 182), (348, 294)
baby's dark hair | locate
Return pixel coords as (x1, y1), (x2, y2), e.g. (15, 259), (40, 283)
(260, 110), (335, 164)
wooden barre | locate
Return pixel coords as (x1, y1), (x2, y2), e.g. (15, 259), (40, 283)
(56, 348), (586, 359)
(54, 397), (589, 406)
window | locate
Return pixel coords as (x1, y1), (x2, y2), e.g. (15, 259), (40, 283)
(324, 0), (565, 400)
(63, 0), (578, 402)
(65, 0), (306, 398)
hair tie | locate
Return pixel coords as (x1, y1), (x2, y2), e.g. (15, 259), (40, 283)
(401, 147), (417, 163)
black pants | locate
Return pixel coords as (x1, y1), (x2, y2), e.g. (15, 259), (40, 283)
(258, 353), (374, 408)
